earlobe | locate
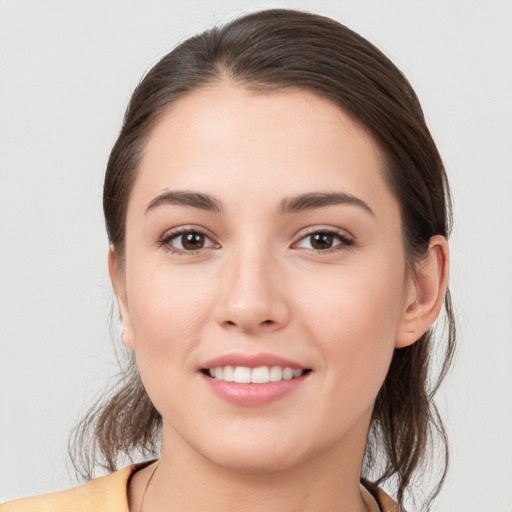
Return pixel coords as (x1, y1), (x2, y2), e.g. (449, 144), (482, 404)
(108, 246), (135, 351)
(396, 235), (449, 348)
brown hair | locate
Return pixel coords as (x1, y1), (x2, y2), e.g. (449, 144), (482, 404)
(70, 9), (456, 510)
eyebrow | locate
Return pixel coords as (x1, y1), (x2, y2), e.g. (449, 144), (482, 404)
(145, 190), (374, 216)
(146, 191), (223, 213)
(277, 192), (374, 216)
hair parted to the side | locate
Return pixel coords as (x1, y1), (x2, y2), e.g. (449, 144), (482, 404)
(70, 9), (456, 510)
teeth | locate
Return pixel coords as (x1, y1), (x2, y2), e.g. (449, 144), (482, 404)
(208, 365), (305, 384)
(233, 366), (252, 383)
(251, 366), (269, 384)
(269, 366), (283, 382)
(282, 367), (293, 380)
(223, 365), (235, 382)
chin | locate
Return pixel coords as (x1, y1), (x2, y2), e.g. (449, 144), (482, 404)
(191, 425), (338, 477)
(205, 445), (307, 475)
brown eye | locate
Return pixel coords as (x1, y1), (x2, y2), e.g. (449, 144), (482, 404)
(180, 232), (206, 250)
(294, 229), (353, 253)
(309, 233), (335, 250)
(161, 229), (217, 255)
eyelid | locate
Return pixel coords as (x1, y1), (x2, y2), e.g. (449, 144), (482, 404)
(295, 224), (353, 238)
(158, 224), (354, 256)
(158, 225), (220, 255)
(291, 226), (354, 252)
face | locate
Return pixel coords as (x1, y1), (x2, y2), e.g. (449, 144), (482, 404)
(113, 83), (417, 474)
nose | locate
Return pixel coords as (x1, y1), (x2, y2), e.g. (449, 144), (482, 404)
(214, 246), (290, 334)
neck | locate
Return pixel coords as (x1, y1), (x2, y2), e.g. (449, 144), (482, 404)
(133, 421), (370, 512)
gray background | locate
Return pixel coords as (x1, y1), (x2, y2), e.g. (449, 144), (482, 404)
(1, 1), (511, 510)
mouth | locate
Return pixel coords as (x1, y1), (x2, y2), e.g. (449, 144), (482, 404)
(200, 355), (312, 405)
(201, 366), (312, 384)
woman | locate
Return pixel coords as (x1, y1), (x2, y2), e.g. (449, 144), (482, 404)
(1, 8), (455, 512)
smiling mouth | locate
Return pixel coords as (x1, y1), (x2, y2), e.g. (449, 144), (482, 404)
(202, 366), (312, 384)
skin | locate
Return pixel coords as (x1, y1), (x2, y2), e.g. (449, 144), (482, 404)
(110, 83), (449, 512)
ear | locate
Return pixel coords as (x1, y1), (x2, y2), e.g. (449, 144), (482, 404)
(108, 246), (135, 351)
(395, 235), (449, 348)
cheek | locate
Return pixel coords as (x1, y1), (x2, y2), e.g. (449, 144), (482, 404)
(126, 262), (213, 361)
(296, 262), (405, 389)
(300, 260), (404, 336)
(124, 262), (217, 419)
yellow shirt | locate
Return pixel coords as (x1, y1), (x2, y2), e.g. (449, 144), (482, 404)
(0, 465), (135, 511)
(0, 463), (400, 511)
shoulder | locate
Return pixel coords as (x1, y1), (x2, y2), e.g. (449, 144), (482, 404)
(361, 479), (404, 512)
(0, 465), (136, 512)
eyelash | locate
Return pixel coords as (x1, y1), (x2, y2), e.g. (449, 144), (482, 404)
(295, 227), (354, 254)
(158, 228), (218, 256)
(157, 227), (354, 256)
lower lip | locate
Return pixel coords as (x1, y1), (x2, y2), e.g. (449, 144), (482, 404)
(201, 372), (309, 406)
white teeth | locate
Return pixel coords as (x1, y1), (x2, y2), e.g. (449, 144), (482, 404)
(269, 366), (283, 382)
(222, 365), (235, 382)
(233, 366), (252, 383)
(207, 365), (305, 384)
(282, 367), (294, 380)
(251, 366), (270, 384)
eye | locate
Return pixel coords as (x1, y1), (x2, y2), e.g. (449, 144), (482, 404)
(294, 228), (353, 253)
(159, 229), (218, 255)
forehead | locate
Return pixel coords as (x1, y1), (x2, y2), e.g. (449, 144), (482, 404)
(146, 83), (375, 158)
(131, 83), (397, 219)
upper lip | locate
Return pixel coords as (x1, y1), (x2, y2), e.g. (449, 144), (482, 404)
(202, 353), (308, 370)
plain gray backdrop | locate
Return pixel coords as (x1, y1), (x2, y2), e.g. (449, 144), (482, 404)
(1, 1), (511, 510)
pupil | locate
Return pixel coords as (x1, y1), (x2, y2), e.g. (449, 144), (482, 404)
(183, 232), (204, 250)
(312, 233), (333, 249)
